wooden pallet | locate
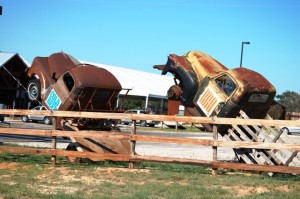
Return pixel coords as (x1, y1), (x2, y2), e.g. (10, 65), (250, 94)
(225, 110), (299, 167)
(62, 121), (131, 162)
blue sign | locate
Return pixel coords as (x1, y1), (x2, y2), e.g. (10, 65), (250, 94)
(46, 89), (62, 110)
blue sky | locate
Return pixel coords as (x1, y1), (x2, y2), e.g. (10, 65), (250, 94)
(0, 0), (299, 95)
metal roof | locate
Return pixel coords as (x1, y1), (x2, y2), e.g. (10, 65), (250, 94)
(83, 61), (174, 98)
(0, 52), (30, 68)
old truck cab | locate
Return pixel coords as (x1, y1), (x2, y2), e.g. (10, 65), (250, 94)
(155, 51), (276, 134)
(26, 52), (125, 130)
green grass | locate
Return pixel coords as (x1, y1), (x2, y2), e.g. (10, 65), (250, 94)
(134, 124), (207, 133)
(0, 153), (299, 198)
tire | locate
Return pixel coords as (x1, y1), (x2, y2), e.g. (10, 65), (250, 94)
(21, 115), (29, 122)
(111, 126), (121, 132)
(65, 143), (81, 164)
(140, 120), (147, 127)
(27, 79), (41, 101)
(282, 127), (290, 135)
(43, 117), (52, 125)
(149, 124), (155, 127)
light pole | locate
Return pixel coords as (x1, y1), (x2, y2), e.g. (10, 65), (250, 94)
(240, 41), (250, 67)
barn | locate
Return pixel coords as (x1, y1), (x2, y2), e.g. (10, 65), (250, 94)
(0, 52), (30, 109)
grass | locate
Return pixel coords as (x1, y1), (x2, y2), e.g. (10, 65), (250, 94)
(133, 124), (207, 133)
(0, 153), (299, 198)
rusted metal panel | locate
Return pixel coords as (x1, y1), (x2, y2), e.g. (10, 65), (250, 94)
(26, 52), (124, 131)
(155, 50), (276, 134)
(185, 51), (227, 79)
(26, 52), (122, 112)
(167, 99), (180, 115)
(69, 66), (121, 90)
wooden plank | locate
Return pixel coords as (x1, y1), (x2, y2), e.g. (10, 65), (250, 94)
(0, 127), (298, 151)
(51, 118), (57, 167)
(130, 155), (300, 174)
(228, 127), (271, 165)
(129, 120), (137, 169)
(227, 129), (259, 164)
(1, 109), (300, 127)
(284, 151), (299, 166)
(239, 111), (300, 166)
(74, 137), (107, 153)
(212, 161), (300, 174)
(230, 123), (284, 165)
(239, 111), (295, 165)
(265, 114), (281, 128)
(213, 140), (300, 151)
(0, 146), (299, 175)
(53, 149), (130, 161)
(131, 120), (137, 155)
(51, 136), (57, 167)
(53, 131), (214, 146)
(224, 133), (254, 164)
(212, 125), (218, 175)
(239, 124), (258, 141)
(272, 129), (284, 143)
(0, 128), (52, 136)
(0, 146), (130, 161)
(0, 146), (52, 155)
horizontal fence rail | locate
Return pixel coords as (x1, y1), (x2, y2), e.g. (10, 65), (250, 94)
(0, 128), (299, 151)
(0, 109), (300, 175)
(1, 109), (300, 126)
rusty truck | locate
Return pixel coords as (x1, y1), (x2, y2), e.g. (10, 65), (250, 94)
(25, 52), (131, 162)
(154, 51), (276, 134)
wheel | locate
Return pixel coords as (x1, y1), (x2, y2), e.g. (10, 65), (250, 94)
(140, 120), (147, 127)
(149, 124), (155, 127)
(167, 85), (183, 100)
(111, 126), (121, 132)
(27, 79), (41, 101)
(43, 117), (52, 125)
(282, 127), (290, 135)
(21, 115), (29, 122)
(65, 143), (81, 164)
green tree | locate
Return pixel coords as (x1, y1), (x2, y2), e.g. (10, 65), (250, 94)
(276, 90), (300, 112)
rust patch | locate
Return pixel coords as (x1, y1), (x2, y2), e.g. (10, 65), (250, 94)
(154, 50), (276, 134)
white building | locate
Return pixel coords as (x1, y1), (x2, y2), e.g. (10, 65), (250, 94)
(84, 61), (174, 113)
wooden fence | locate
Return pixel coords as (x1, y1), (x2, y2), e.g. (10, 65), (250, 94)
(0, 109), (300, 175)
(286, 112), (300, 120)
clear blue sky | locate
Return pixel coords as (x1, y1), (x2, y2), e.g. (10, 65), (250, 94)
(1, 0), (299, 95)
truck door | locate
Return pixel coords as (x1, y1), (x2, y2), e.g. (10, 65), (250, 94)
(45, 72), (74, 110)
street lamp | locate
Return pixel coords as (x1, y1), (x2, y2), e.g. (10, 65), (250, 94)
(240, 41), (250, 68)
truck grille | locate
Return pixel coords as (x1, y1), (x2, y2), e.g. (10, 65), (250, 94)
(197, 86), (221, 116)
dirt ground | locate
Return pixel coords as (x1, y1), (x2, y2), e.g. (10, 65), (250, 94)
(0, 162), (295, 198)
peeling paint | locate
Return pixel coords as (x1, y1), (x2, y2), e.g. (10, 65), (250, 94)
(155, 50), (276, 134)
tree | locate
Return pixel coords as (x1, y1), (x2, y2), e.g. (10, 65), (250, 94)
(276, 90), (300, 112)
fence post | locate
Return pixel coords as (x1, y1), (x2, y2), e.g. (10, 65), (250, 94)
(51, 118), (57, 167)
(212, 124), (218, 175)
(129, 120), (136, 169)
